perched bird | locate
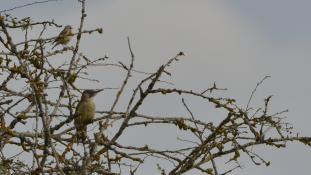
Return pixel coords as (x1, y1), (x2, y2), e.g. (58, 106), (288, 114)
(74, 89), (103, 142)
(52, 25), (73, 49)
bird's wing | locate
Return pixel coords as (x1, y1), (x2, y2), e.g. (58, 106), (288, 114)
(58, 28), (69, 36)
(74, 100), (88, 142)
(53, 28), (69, 42)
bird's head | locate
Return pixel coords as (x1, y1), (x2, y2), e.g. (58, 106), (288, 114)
(81, 89), (103, 99)
(64, 25), (72, 30)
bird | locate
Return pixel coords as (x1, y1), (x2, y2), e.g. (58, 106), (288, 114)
(52, 25), (73, 49)
(74, 89), (103, 142)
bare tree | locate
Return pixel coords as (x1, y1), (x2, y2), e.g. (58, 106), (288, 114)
(0, 1), (310, 174)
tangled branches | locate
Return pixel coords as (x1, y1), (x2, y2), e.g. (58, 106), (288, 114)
(0, 1), (310, 175)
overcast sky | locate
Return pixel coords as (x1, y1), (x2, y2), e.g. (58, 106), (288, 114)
(1, 0), (311, 174)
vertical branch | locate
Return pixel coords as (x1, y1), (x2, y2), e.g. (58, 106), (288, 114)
(107, 38), (135, 169)
(66, 0), (86, 79)
(109, 37), (135, 113)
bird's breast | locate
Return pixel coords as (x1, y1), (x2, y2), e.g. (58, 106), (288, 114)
(77, 99), (96, 123)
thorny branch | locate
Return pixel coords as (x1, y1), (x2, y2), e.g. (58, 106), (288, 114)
(0, 1), (310, 175)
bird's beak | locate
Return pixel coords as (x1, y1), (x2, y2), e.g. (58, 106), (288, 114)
(95, 89), (104, 93)
(93, 89), (104, 96)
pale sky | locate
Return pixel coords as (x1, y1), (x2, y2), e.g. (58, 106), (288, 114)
(1, 0), (311, 174)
